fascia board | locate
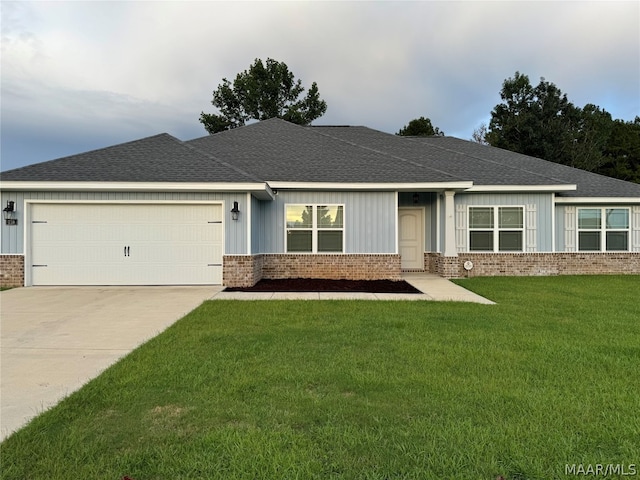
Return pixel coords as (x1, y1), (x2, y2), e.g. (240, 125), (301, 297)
(266, 181), (474, 191)
(554, 196), (640, 204)
(466, 184), (577, 193)
(0, 181), (275, 200)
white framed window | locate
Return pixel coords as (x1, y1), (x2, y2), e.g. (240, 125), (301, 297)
(285, 204), (344, 253)
(577, 207), (629, 251)
(468, 206), (524, 252)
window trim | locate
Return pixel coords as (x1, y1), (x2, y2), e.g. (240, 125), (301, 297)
(467, 205), (525, 252)
(577, 207), (630, 252)
(285, 204), (345, 253)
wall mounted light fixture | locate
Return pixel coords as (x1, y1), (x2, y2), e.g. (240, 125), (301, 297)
(3, 201), (17, 225)
(230, 201), (240, 221)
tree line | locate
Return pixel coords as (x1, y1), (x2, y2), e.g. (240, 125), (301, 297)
(200, 60), (638, 184)
(474, 72), (640, 184)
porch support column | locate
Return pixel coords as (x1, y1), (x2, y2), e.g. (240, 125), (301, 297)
(443, 190), (457, 257)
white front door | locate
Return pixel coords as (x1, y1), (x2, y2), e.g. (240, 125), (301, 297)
(30, 203), (223, 285)
(399, 208), (424, 270)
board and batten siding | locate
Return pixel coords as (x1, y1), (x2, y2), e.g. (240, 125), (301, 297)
(0, 191), (250, 255)
(250, 194), (262, 255)
(256, 191), (397, 254)
(555, 205), (573, 252)
(453, 192), (554, 252)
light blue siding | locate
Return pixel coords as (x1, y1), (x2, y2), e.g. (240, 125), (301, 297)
(1, 191), (250, 255)
(256, 191), (397, 253)
(454, 192), (555, 252)
(250, 194), (262, 254)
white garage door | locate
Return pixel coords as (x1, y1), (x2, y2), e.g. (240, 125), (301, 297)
(30, 203), (223, 285)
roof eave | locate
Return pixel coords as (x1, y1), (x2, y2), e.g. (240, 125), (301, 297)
(0, 181), (275, 201)
(266, 181), (474, 192)
(466, 184), (577, 193)
(554, 196), (640, 204)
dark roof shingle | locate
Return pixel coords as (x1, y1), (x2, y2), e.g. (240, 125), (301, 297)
(0, 133), (261, 183)
(2, 118), (639, 198)
(187, 119), (462, 184)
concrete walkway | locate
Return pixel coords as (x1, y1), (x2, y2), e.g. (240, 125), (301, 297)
(401, 273), (495, 304)
(0, 286), (218, 441)
(211, 273), (495, 304)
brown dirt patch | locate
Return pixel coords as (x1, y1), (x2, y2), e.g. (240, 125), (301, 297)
(225, 278), (422, 293)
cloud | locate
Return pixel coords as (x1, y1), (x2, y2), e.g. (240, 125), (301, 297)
(1, 1), (638, 170)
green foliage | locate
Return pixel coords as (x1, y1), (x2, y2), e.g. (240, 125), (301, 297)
(397, 116), (444, 136)
(200, 58), (327, 134)
(471, 122), (489, 144)
(599, 117), (640, 183)
(486, 72), (639, 182)
(487, 72), (584, 166)
(2, 276), (639, 479)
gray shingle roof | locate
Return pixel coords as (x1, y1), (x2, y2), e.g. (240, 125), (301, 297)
(187, 119), (462, 184)
(311, 126), (640, 197)
(2, 118), (639, 198)
(410, 136), (640, 198)
(0, 133), (261, 183)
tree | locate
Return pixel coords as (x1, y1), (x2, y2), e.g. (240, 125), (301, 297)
(599, 117), (640, 183)
(565, 104), (612, 171)
(471, 122), (489, 145)
(484, 72), (639, 183)
(200, 58), (327, 134)
(486, 72), (582, 163)
(397, 117), (444, 136)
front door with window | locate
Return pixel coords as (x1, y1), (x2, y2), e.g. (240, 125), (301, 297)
(399, 208), (424, 270)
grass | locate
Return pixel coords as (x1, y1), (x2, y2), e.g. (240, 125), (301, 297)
(1, 276), (639, 480)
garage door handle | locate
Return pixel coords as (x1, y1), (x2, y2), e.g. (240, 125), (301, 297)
(124, 246), (130, 257)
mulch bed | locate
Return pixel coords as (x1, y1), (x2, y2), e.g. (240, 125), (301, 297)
(224, 278), (422, 294)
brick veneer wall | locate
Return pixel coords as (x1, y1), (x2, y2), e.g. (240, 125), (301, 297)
(261, 254), (402, 282)
(426, 252), (640, 278)
(223, 254), (402, 287)
(0, 255), (24, 288)
(432, 255), (461, 278)
(223, 255), (264, 288)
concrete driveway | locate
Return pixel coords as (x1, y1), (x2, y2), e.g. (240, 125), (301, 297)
(0, 286), (220, 441)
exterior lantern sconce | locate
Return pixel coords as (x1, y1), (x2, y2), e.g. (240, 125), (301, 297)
(230, 201), (240, 221)
(3, 201), (17, 226)
(412, 193), (420, 204)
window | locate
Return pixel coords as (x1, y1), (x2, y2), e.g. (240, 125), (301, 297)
(469, 206), (524, 252)
(286, 204), (344, 253)
(578, 208), (629, 251)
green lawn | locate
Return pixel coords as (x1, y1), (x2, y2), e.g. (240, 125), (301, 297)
(2, 276), (639, 480)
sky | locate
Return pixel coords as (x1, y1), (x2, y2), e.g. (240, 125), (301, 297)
(1, 1), (639, 172)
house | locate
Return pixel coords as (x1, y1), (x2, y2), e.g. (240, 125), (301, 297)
(1, 118), (639, 287)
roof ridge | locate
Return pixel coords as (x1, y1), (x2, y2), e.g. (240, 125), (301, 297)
(308, 126), (464, 182)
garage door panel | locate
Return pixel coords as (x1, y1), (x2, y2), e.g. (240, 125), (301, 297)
(34, 264), (128, 286)
(30, 203), (223, 285)
(125, 224), (220, 243)
(129, 244), (219, 263)
(123, 264), (222, 285)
